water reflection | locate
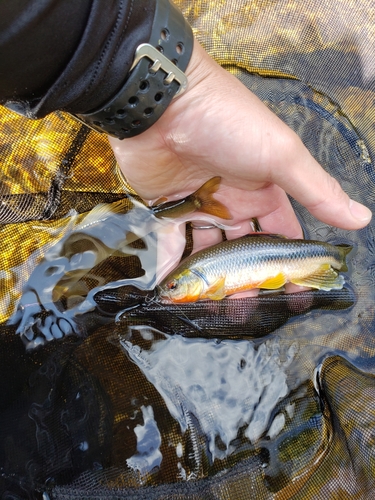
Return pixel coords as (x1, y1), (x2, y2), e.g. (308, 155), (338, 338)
(8, 197), (186, 347)
(121, 327), (295, 462)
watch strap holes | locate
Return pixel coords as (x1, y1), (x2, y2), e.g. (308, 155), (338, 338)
(139, 80), (149, 92)
(116, 109), (126, 117)
(161, 28), (170, 41)
(128, 96), (139, 107)
(144, 108), (154, 117)
(176, 42), (184, 55)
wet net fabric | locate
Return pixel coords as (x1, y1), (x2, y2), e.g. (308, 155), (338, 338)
(1, 0), (375, 499)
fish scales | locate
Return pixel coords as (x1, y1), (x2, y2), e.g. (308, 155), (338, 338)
(158, 235), (352, 303)
(151, 176), (231, 220)
(186, 238), (343, 293)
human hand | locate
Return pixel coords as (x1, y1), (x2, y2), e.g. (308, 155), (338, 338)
(109, 39), (372, 253)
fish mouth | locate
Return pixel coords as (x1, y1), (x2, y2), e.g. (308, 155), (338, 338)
(155, 286), (175, 303)
(157, 295), (186, 304)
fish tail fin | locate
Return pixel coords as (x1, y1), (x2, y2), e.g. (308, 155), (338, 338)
(291, 263), (345, 291)
(193, 177), (232, 220)
(77, 200), (127, 229)
(336, 244), (353, 272)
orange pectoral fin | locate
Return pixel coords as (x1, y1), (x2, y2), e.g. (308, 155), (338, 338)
(152, 196), (168, 206)
(204, 276), (227, 300)
(259, 273), (286, 290)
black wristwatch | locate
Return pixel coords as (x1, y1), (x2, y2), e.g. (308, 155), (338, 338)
(75, 0), (194, 139)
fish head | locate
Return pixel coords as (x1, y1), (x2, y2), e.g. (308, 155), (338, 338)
(158, 269), (204, 303)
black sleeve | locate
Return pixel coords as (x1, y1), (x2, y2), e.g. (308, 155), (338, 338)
(0, 0), (156, 118)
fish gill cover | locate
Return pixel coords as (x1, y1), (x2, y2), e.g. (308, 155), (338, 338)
(1, 0), (375, 499)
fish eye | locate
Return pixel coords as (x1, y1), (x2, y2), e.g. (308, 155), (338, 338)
(167, 280), (178, 290)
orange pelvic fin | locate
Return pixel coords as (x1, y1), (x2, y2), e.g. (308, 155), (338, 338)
(290, 264), (344, 290)
(259, 273), (286, 290)
(193, 177), (232, 220)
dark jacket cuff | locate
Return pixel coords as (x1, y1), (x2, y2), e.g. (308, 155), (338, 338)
(0, 0), (156, 118)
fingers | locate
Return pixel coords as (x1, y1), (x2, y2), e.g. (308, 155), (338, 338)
(252, 188), (303, 239)
(224, 220), (256, 240)
(272, 135), (372, 230)
(192, 184), (303, 258)
(192, 226), (222, 253)
(190, 183), (303, 255)
(219, 184), (303, 239)
(156, 222), (187, 282)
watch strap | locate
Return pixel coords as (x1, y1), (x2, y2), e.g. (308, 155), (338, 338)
(75, 0), (194, 139)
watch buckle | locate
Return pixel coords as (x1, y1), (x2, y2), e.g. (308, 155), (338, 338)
(130, 43), (188, 96)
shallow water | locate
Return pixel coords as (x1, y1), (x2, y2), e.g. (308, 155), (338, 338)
(4, 78), (375, 498)
(8, 198), (187, 347)
(121, 328), (295, 463)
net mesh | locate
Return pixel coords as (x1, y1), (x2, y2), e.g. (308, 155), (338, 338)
(1, 0), (375, 498)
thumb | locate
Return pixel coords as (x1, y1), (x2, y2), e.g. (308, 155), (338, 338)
(274, 137), (372, 230)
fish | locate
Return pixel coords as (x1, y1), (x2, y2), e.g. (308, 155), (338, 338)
(150, 176), (232, 220)
(48, 176), (231, 306)
(157, 234), (352, 303)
